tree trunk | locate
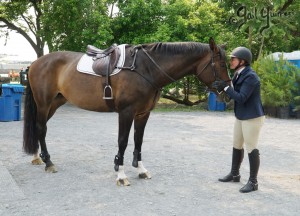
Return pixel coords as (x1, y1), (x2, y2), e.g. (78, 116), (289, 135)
(257, 36), (265, 60)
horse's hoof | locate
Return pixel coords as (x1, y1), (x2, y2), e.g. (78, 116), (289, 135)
(116, 178), (130, 186)
(31, 158), (43, 165)
(45, 165), (57, 173)
(139, 172), (152, 179)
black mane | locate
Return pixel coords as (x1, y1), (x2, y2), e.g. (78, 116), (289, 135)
(147, 42), (211, 56)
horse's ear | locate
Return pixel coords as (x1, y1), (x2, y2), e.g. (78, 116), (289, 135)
(209, 37), (218, 52)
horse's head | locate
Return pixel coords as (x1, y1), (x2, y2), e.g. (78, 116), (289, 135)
(195, 37), (230, 95)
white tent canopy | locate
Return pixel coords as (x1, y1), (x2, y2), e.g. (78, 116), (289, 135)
(269, 51), (300, 61)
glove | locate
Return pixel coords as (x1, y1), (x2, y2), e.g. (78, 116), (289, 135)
(212, 80), (228, 93)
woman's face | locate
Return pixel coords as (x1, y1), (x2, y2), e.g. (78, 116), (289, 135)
(230, 57), (239, 70)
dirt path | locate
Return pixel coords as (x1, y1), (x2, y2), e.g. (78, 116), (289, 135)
(1, 103), (299, 216)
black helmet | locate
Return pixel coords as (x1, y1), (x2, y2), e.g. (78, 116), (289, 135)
(230, 47), (252, 64)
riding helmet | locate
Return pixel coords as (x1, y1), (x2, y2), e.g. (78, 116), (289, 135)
(230, 47), (252, 64)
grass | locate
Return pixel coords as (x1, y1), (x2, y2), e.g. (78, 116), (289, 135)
(154, 95), (233, 112)
(154, 97), (208, 112)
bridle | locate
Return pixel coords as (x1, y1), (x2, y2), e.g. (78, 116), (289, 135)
(196, 50), (230, 82)
(195, 49), (231, 94)
(120, 45), (230, 91)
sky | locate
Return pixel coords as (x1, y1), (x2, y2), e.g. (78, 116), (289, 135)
(0, 32), (47, 61)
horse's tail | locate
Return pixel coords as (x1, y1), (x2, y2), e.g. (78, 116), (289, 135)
(23, 80), (39, 154)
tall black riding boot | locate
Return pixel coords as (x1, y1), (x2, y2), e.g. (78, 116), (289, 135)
(219, 148), (244, 182)
(240, 149), (260, 193)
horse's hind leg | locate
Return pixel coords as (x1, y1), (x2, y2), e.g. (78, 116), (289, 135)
(132, 112), (151, 179)
(31, 152), (43, 165)
(36, 107), (57, 173)
(35, 96), (67, 172)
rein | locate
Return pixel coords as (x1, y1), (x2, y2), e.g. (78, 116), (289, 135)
(117, 46), (161, 90)
(119, 45), (229, 92)
(141, 46), (231, 87)
(140, 46), (178, 83)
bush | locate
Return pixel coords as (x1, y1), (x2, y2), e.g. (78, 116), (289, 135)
(294, 96), (300, 111)
(253, 55), (298, 108)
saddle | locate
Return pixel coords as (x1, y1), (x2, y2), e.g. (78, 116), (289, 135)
(86, 43), (121, 100)
(86, 43), (121, 76)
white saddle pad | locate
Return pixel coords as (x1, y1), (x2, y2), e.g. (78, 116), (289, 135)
(77, 44), (126, 77)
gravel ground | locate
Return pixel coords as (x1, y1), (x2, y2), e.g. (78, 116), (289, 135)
(0, 102), (300, 216)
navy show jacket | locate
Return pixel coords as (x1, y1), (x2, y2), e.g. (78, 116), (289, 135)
(225, 66), (265, 120)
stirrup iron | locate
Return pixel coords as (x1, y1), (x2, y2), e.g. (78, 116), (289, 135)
(103, 85), (113, 99)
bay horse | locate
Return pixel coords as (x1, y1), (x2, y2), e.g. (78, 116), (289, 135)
(23, 38), (230, 186)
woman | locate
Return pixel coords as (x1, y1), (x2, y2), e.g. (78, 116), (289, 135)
(212, 47), (265, 193)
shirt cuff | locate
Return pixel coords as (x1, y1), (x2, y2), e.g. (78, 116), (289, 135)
(224, 86), (229, 91)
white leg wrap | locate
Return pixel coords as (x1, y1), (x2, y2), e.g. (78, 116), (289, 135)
(33, 153), (40, 160)
(137, 161), (148, 174)
(116, 165), (127, 180)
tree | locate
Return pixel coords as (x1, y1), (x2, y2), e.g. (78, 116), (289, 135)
(42, 0), (113, 52)
(0, 0), (45, 58)
(155, 0), (231, 105)
(0, 0), (113, 58)
(110, 0), (164, 44)
(220, 0), (300, 60)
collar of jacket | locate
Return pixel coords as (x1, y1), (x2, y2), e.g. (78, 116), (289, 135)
(238, 66), (251, 77)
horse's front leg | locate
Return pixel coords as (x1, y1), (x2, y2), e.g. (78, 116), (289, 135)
(132, 112), (151, 179)
(115, 109), (134, 186)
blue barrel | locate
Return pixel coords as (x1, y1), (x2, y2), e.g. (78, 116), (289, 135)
(0, 84), (24, 121)
(216, 101), (226, 111)
(208, 91), (226, 111)
(208, 92), (217, 111)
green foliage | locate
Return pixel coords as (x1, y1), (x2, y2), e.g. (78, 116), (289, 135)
(1, 0), (299, 58)
(294, 96), (300, 111)
(253, 55), (298, 107)
(42, 0), (113, 52)
(221, 0), (299, 60)
(293, 72), (300, 111)
(153, 0), (229, 101)
(158, 0), (228, 43)
(111, 0), (164, 44)
(0, 0), (29, 20)
(0, 0), (45, 57)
